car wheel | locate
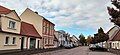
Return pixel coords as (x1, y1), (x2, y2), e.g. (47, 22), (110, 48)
(92, 49), (95, 51)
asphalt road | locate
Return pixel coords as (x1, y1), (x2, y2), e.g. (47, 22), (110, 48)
(32, 46), (116, 55)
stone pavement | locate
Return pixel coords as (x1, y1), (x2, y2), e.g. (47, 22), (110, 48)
(32, 46), (116, 55)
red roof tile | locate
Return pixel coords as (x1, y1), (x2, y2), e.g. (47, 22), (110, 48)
(108, 30), (119, 41)
(107, 26), (119, 41)
(20, 22), (41, 38)
(112, 30), (120, 41)
(0, 5), (11, 14)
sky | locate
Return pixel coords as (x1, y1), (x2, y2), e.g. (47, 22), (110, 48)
(0, 0), (115, 37)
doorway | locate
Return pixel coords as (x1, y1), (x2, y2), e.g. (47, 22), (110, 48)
(38, 40), (40, 48)
(21, 37), (24, 50)
(30, 38), (36, 49)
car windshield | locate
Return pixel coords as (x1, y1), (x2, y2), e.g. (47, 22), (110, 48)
(89, 44), (96, 47)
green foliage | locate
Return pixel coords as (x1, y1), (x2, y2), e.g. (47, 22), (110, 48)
(79, 34), (86, 45)
(92, 27), (109, 44)
(86, 35), (92, 45)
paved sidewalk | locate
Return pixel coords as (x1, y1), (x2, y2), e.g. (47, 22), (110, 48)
(0, 48), (63, 55)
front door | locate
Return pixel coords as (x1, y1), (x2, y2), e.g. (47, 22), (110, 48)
(21, 37), (24, 50)
(110, 43), (112, 48)
(30, 38), (36, 49)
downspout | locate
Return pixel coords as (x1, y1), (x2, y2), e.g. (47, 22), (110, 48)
(0, 15), (1, 28)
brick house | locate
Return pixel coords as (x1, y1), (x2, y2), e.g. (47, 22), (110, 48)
(20, 8), (55, 48)
(42, 18), (55, 48)
(20, 8), (44, 48)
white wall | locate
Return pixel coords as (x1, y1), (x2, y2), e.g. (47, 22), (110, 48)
(0, 32), (22, 50)
(111, 41), (120, 49)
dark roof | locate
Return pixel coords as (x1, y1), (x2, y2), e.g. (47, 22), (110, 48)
(0, 5), (11, 14)
(20, 22), (42, 38)
(43, 18), (55, 26)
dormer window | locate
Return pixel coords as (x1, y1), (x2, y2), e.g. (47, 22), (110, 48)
(9, 20), (16, 29)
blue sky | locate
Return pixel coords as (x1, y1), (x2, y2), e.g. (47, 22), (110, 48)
(0, 0), (115, 37)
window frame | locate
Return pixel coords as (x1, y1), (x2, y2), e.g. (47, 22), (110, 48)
(12, 37), (16, 44)
(8, 20), (16, 29)
(5, 36), (9, 44)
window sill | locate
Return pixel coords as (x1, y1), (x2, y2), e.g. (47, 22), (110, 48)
(7, 27), (16, 30)
(45, 44), (54, 46)
(4, 44), (17, 46)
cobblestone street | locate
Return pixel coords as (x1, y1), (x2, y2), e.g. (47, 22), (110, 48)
(32, 46), (116, 55)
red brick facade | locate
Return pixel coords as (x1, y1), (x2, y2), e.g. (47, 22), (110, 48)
(42, 18), (55, 48)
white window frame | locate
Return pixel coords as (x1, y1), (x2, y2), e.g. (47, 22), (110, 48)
(12, 37), (16, 44)
(5, 36), (9, 45)
(8, 20), (16, 29)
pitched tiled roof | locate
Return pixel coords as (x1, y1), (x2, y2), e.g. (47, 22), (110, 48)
(112, 30), (120, 41)
(0, 5), (11, 14)
(107, 26), (119, 41)
(106, 26), (116, 34)
(109, 30), (119, 41)
(20, 22), (41, 38)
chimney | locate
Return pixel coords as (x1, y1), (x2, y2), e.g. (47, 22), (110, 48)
(35, 12), (38, 14)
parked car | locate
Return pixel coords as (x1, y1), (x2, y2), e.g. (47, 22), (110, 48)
(89, 44), (107, 51)
(65, 44), (74, 49)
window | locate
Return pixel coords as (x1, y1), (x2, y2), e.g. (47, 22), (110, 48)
(50, 26), (52, 35)
(9, 21), (16, 29)
(43, 26), (45, 33)
(5, 37), (9, 44)
(49, 38), (51, 44)
(113, 43), (114, 47)
(51, 39), (53, 44)
(47, 24), (49, 34)
(12, 37), (16, 44)
(117, 43), (119, 48)
(45, 38), (47, 44)
(48, 38), (50, 44)
(45, 27), (47, 34)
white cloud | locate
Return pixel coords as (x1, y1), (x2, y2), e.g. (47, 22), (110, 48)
(0, 0), (114, 36)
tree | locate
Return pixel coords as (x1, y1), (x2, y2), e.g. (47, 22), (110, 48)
(94, 33), (100, 43)
(79, 34), (86, 46)
(86, 35), (92, 45)
(92, 27), (109, 47)
(79, 33), (84, 39)
(90, 37), (95, 44)
(107, 0), (120, 26)
(98, 27), (109, 42)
